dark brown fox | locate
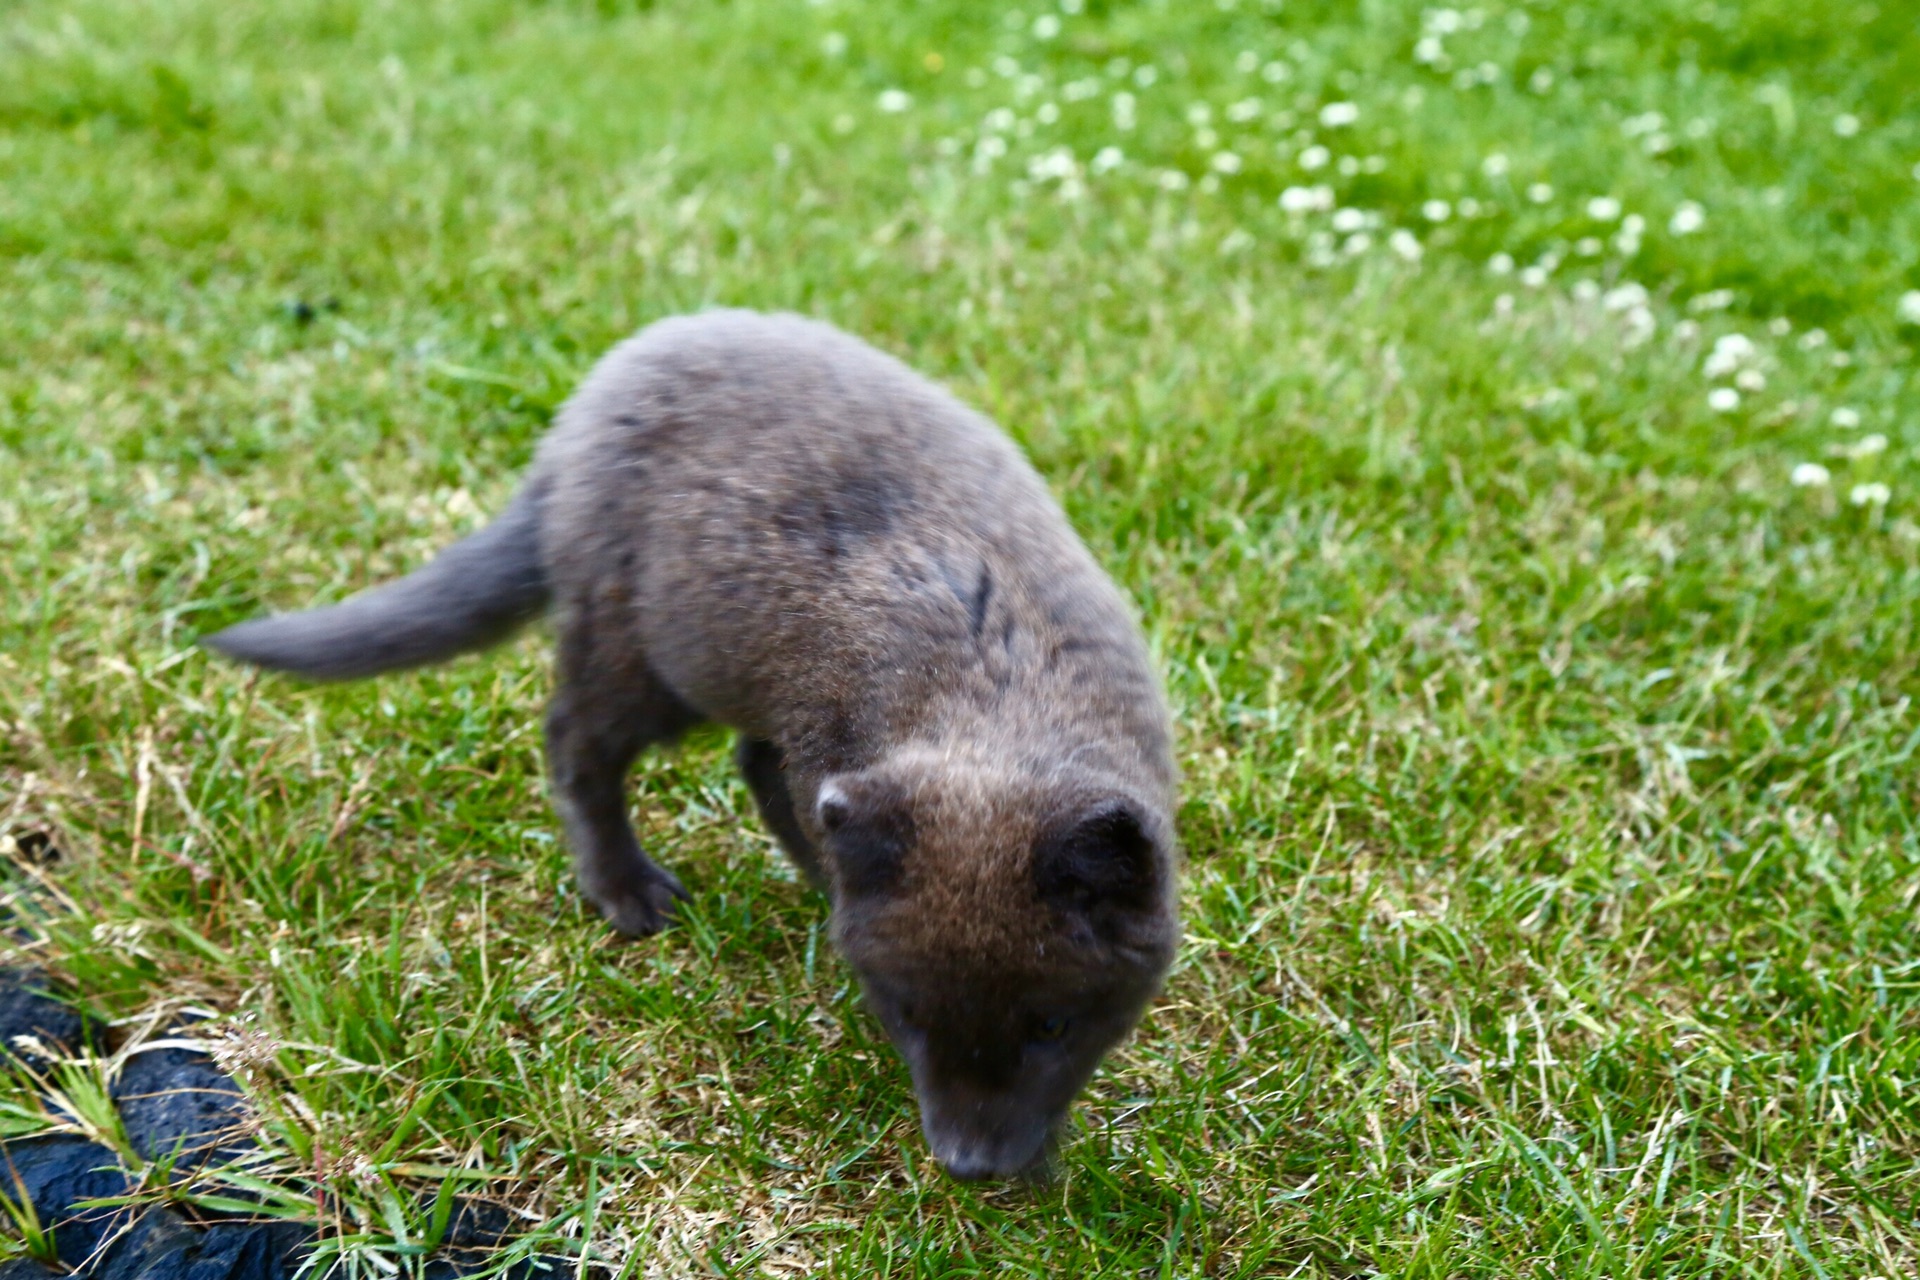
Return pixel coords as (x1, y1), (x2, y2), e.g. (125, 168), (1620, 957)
(204, 310), (1178, 1179)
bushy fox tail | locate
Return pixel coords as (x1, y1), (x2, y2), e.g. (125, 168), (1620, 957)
(202, 485), (550, 681)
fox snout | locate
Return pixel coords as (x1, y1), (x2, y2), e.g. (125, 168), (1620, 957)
(919, 1096), (1059, 1181)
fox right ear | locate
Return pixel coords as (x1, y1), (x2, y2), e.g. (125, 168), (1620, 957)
(1033, 800), (1162, 918)
(816, 777), (913, 897)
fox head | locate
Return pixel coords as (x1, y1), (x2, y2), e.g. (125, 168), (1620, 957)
(816, 750), (1177, 1179)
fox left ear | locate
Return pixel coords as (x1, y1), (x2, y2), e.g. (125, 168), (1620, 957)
(1033, 800), (1162, 916)
(816, 776), (914, 897)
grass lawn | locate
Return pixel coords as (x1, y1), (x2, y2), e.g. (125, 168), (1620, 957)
(4, 0), (1920, 1273)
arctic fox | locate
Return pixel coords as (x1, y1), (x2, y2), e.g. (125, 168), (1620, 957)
(205, 311), (1178, 1179)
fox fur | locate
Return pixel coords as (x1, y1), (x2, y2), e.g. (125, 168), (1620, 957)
(204, 310), (1178, 1179)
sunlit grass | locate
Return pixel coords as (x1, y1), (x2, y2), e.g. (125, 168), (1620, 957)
(2, 0), (1918, 1274)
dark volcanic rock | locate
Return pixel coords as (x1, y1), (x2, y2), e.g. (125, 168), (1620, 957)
(92, 1211), (315, 1280)
(0, 1134), (135, 1263)
(113, 1043), (255, 1170)
(0, 967), (562, 1278)
(0, 969), (90, 1063)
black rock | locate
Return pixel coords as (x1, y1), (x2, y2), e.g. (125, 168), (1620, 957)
(0, 970), (90, 1063)
(0, 966), (555, 1277)
(0, 1258), (63, 1280)
(0, 1134), (135, 1263)
(94, 1211), (314, 1280)
(113, 1044), (254, 1171)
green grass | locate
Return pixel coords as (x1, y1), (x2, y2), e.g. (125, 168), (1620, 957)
(3, 0), (1919, 1273)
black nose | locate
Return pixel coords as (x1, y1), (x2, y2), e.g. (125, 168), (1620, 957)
(939, 1152), (1003, 1182)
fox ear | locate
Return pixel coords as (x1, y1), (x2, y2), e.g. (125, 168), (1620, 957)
(1033, 800), (1162, 917)
(816, 777), (914, 897)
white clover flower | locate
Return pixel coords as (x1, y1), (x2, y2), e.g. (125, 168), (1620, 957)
(1111, 92), (1136, 130)
(1831, 407), (1861, 429)
(1211, 151), (1242, 174)
(973, 135), (1009, 169)
(1298, 144), (1331, 170)
(1421, 199), (1452, 222)
(1669, 201), (1705, 235)
(1622, 111), (1666, 137)
(1527, 182), (1553, 203)
(1572, 280), (1601, 302)
(1091, 145), (1124, 174)
(1063, 78), (1100, 102)
(1133, 64), (1158, 87)
(1488, 252), (1515, 275)
(1604, 283), (1649, 312)
(1220, 228), (1255, 255)
(1226, 97), (1262, 123)
(1278, 184), (1333, 213)
(1062, 0), (1084, 12)
(1320, 101), (1360, 127)
(1415, 35), (1446, 64)
(1708, 387), (1741, 412)
(1851, 482), (1890, 506)
(1329, 207), (1366, 233)
(1343, 232), (1372, 255)
(1235, 50), (1260, 73)
(1187, 103), (1212, 126)
(1586, 196), (1622, 221)
(1899, 291), (1920, 325)
(1426, 8), (1464, 34)
(1791, 463), (1831, 488)
(1262, 61), (1290, 83)
(821, 31), (849, 57)
(1624, 306), (1657, 345)
(1701, 351), (1738, 379)
(1847, 433), (1888, 460)
(1156, 168), (1189, 191)
(1768, 317), (1791, 336)
(878, 89), (912, 113)
(1036, 102), (1060, 124)
(1832, 113), (1860, 137)
(1519, 265), (1549, 288)
(1576, 237), (1603, 257)
(1703, 333), (1755, 377)
(1690, 289), (1735, 312)
(1799, 328), (1830, 350)
(1027, 147), (1077, 181)
(1529, 68), (1554, 93)
(1389, 229), (1423, 261)
(1033, 13), (1062, 39)
(1194, 126), (1220, 149)
(1482, 153), (1510, 177)
(1457, 197), (1482, 217)
(1735, 368), (1766, 392)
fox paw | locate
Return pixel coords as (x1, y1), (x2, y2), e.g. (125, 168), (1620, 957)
(587, 866), (690, 938)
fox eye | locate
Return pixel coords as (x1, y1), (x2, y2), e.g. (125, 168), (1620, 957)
(1033, 1016), (1070, 1043)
